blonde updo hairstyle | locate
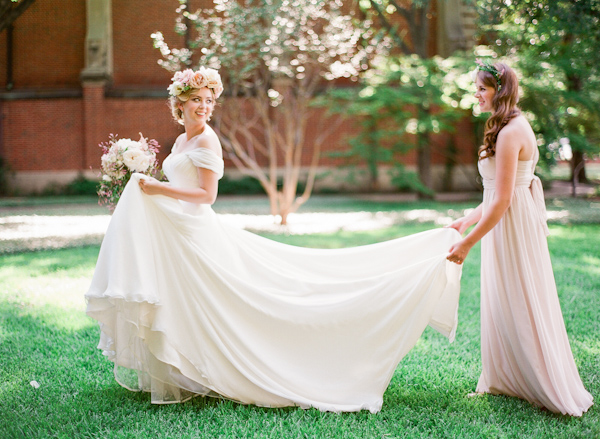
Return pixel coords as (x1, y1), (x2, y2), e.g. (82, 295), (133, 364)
(167, 67), (224, 125)
(478, 62), (521, 160)
(168, 87), (216, 125)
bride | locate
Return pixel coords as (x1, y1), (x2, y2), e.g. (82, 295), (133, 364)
(85, 67), (463, 413)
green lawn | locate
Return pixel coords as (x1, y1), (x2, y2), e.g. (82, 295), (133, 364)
(0, 219), (599, 438)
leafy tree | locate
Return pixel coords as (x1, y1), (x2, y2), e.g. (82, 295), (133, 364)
(476, 0), (600, 183)
(357, 0), (442, 195)
(323, 53), (481, 194)
(153, 0), (386, 224)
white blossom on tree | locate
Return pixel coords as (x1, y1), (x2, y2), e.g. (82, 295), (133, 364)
(152, 0), (388, 224)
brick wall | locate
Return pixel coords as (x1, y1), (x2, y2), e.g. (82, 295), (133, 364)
(1, 0), (86, 88)
(112, 0), (183, 87)
(2, 98), (83, 171)
(101, 97), (184, 166)
(0, 0), (479, 193)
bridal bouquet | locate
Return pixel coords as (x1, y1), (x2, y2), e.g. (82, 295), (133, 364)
(97, 133), (160, 209)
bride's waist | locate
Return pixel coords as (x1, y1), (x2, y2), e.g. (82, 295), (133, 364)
(168, 179), (201, 189)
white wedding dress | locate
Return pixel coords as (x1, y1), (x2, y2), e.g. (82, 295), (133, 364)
(85, 144), (463, 413)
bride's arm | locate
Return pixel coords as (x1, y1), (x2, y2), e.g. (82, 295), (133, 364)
(447, 128), (520, 264)
(139, 167), (219, 204)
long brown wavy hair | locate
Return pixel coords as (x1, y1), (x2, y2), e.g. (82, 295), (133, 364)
(478, 62), (521, 160)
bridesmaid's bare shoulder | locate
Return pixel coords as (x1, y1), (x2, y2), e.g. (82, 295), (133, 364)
(498, 115), (536, 159)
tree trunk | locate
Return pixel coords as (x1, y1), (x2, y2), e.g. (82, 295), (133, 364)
(417, 105), (433, 199)
(280, 205), (290, 225)
(366, 119), (379, 191)
(571, 150), (588, 184)
(417, 135), (433, 199)
(442, 137), (457, 192)
(564, 48), (588, 184)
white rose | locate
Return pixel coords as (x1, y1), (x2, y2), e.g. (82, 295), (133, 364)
(123, 148), (151, 172)
(114, 138), (140, 152)
(101, 153), (112, 170)
(168, 82), (186, 96)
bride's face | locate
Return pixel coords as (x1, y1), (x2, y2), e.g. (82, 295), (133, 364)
(474, 77), (495, 113)
(180, 88), (215, 124)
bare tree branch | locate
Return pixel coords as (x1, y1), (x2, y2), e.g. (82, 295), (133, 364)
(367, 0), (413, 54)
(0, 0), (35, 33)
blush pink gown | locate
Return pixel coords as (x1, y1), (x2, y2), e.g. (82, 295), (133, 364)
(476, 150), (593, 416)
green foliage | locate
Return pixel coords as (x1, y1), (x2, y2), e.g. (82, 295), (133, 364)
(64, 174), (99, 196)
(38, 175), (99, 197)
(389, 164), (435, 196)
(217, 175), (269, 195)
(476, 0), (600, 165)
(321, 54), (479, 193)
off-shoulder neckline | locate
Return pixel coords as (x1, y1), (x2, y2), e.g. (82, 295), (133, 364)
(170, 146), (223, 161)
(185, 147), (223, 159)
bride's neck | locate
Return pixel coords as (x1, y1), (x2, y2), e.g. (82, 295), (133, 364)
(185, 122), (207, 141)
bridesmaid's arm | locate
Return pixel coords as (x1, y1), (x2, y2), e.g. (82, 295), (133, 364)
(447, 128), (520, 264)
(139, 167), (219, 204)
(446, 203), (483, 234)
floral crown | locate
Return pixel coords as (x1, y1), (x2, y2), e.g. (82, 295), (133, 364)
(168, 67), (224, 99)
(475, 58), (504, 92)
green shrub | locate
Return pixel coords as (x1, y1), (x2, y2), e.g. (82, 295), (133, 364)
(0, 156), (12, 196)
(218, 175), (265, 195)
(64, 174), (99, 196)
(40, 175), (98, 197)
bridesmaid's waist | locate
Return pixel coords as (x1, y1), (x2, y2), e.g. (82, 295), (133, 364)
(482, 177), (532, 189)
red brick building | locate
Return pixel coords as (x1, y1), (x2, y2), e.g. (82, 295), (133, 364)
(0, 0), (479, 193)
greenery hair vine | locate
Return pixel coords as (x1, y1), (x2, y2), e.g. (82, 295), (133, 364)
(476, 58), (504, 92)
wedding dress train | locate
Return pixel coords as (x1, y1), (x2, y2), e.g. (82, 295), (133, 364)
(85, 145), (463, 413)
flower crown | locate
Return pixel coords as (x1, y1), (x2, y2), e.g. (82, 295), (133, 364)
(475, 58), (504, 92)
(168, 67), (224, 99)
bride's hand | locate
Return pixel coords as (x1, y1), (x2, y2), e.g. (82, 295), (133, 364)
(138, 177), (163, 196)
(447, 240), (472, 265)
(445, 217), (471, 235)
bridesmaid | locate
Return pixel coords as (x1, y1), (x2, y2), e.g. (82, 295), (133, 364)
(446, 59), (593, 416)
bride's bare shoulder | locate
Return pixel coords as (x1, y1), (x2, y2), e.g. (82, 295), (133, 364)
(193, 128), (223, 158)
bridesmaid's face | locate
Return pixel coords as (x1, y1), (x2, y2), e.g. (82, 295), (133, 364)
(474, 77), (495, 113)
(180, 88), (215, 124)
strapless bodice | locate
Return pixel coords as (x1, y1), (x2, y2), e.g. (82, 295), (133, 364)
(478, 157), (536, 189)
(477, 151), (549, 236)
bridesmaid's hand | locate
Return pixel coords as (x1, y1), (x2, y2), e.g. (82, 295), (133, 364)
(447, 239), (473, 265)
(445, 217), (471, 235)
(138, 177), (163, 196)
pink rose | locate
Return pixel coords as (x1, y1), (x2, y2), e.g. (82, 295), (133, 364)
(201, 67), (223, 98)
(189, 71), (208, 89)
